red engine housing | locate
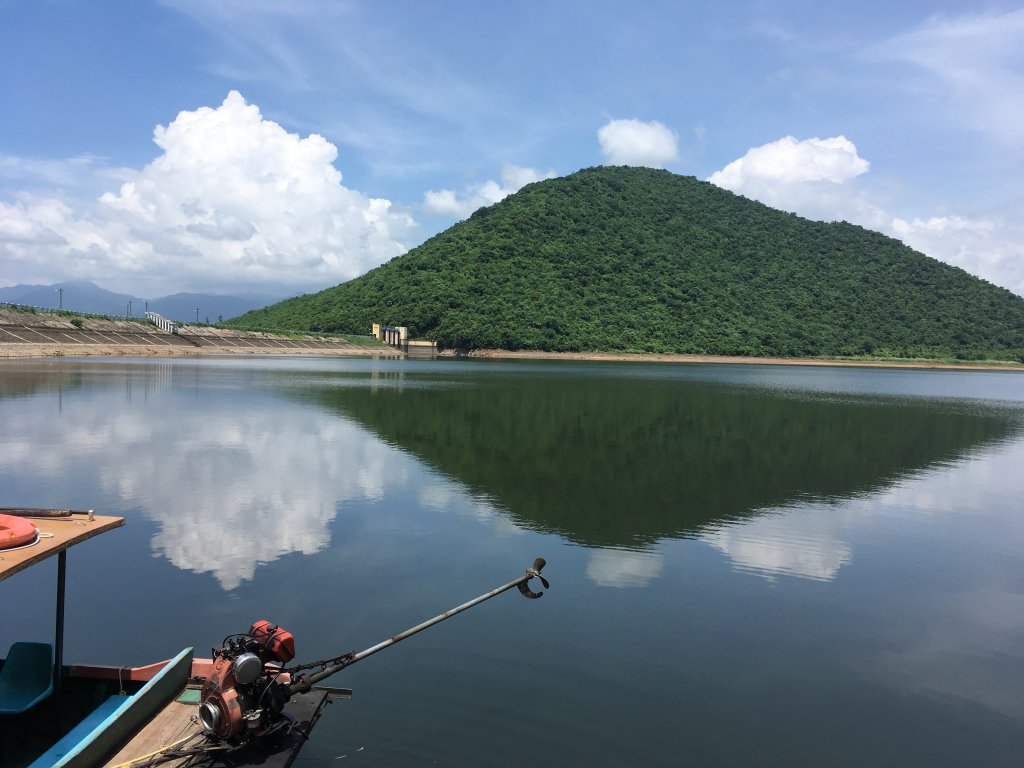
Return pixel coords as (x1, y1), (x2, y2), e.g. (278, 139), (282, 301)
(201, 655), (247, 739)
(199, 621), (296, 740)
(249, 620), (295, 663)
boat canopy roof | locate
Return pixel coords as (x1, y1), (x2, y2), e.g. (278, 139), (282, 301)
(0, 510), (124, 582)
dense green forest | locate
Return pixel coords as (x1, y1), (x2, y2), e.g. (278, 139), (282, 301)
(230, 166), (1024, 361)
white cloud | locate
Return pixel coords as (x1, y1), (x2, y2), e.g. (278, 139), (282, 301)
(874, 9), (1024, 149)
(708, 135), (869, 189)
(706, 135), (885, 231)
(708, 135), (1024, 296)
(422, 163), (555, 219)
(0, 154), (114, 188)
(421, 189), (464, 217)
(597, 118), (679, 168)
(889, 214), (1024, 295)
(0, 91), (416, 295)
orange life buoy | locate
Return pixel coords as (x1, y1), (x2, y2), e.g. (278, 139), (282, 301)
(0, 514), (38, 549)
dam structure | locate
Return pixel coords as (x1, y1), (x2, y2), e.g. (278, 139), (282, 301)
(372, 324), (438, 357)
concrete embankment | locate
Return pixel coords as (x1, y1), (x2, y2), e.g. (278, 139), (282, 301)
(0, 308), (395, 359)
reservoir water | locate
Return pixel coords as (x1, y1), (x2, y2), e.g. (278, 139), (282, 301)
(2, 356), (1023, 766)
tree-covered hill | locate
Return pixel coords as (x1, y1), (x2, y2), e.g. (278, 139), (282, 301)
(229, 166), (1024, 360)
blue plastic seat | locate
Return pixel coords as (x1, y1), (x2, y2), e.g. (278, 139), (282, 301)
(0, 641), (54, 714)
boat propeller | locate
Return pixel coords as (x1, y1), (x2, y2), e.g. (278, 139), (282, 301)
(517, 557), (549, 599)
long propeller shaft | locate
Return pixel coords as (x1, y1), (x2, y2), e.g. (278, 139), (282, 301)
(291, 558), (547, 693)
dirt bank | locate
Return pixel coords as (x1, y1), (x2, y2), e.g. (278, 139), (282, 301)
(441, 348), (1024, 372)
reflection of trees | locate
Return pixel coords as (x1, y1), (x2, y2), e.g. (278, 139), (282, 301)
(311, 372), (1022, 548)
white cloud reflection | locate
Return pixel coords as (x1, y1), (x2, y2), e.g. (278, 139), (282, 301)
(702, 509), (852, 582)
(700, 434), (1024, 583)
(102, 406), (405, 589)
(0, 372), (524, 590)
(585, 548), (664, 588)
(418, 479), (525, 536)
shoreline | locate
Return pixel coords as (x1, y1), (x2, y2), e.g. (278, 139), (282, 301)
(442, 348), (1024, 372)
(2, 308), (1019, 370)
(2, 337), (1020, 372)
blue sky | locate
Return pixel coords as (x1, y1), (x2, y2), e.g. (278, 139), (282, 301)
(2, 0), (1022, 298)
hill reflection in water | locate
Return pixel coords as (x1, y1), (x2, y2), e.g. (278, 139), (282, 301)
(2, 359), (1020, 590)
(4, 359), (1024, 766)
(306, 362), (1022, 549)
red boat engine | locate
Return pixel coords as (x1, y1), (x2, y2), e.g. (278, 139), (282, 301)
(199, 620), (296, 741)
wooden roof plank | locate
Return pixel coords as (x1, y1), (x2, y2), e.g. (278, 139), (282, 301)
(0, 512), (124, 582)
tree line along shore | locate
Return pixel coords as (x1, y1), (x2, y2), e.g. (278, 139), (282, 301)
(1, 305), (1019, 370)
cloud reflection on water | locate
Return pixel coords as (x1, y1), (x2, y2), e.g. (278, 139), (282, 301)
(0, 377), (524, 590)
(702, 509), (853, 582)
(136, 416), (402, 590)
(699, 435), (1024, 584)
(585, 548), (665, 588)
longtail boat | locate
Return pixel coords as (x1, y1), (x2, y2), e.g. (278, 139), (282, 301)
(0, 508), (548, 767)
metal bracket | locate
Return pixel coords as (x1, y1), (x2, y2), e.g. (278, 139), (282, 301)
(314, 686), (353, 699)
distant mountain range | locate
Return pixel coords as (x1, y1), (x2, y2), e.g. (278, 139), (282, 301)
(0, 280), (282, 323)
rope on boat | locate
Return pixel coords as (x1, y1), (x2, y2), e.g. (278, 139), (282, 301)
(106, 732), (196, 767)
(107, 727), (206, 768)
(110, 716), (295, 767)
(0, 530), (53, 552)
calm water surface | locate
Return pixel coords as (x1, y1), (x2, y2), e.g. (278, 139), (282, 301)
(2, 357), (1023, 766)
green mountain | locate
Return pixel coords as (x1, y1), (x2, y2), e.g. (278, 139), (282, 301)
(230, 166), (1024, 361)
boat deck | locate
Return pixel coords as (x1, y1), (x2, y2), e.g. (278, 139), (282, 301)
(103, 686), (331, 767)
(0, 510), (124, 581)
(102, 688), (202, 766)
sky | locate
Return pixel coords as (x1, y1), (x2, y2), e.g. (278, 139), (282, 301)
(1, 0), (1023, 299)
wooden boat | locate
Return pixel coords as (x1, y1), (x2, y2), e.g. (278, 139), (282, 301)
(0, 508), (548, 767)
(0, 509), (319, 767)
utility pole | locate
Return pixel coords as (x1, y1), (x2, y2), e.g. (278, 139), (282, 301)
(56, 287), (63, 310)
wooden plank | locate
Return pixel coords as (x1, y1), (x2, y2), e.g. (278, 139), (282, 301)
(55, 647), (193, 767)
(103, 689), (330, 768)
(102, 695), (201, 766)
(0, 513), (124, 582)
